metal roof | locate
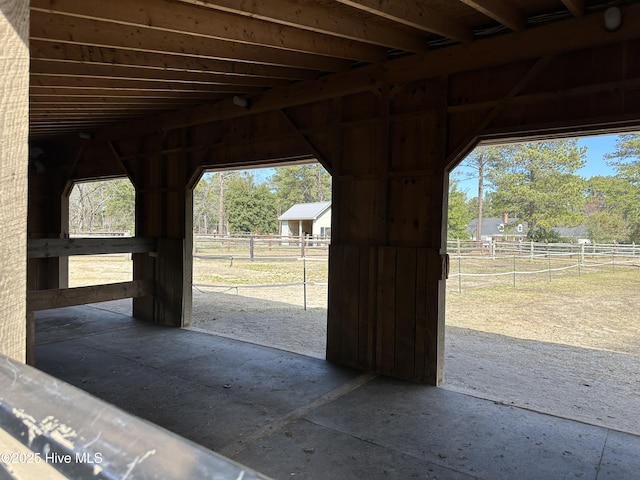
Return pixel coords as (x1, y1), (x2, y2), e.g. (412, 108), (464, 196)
(278, 201), (331, 221)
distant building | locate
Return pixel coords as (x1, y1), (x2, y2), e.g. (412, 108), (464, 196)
(278, 201), (331, 238)
(552, 225), (591, 244)
(467, 213), (528, 242)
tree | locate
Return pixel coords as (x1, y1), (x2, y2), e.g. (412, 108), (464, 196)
(193, 173), (218, 234)
(224, 173), (278, 234)
(447, 180), (472, 239)
(602, 133), (640, 242)
(585, 211), (629, 244)
(102, 179), (135, 232)
(459, 146), (507, 242)
(486, 140), (587, 240)
(69, 178), (134, 233)
(270, 164), (331, 213)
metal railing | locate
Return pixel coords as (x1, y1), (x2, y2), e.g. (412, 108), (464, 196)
(0, 353), (270, 479)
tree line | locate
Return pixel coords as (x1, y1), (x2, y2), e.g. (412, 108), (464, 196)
(447, 135), (640, 244)
(69, 134), (640, 243)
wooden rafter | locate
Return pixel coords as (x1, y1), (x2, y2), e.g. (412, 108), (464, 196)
(31, 0), (386, 63)
(30, 61), (291, 88)
(30, 11), (351, 72)
(335, 0), (473, 43)
(177, 0), (429, 53)
(29, 41), (318, 81)
(94, 2), (640, 141)
(458, 0), (525, 32)
(561, 0), (585, 18)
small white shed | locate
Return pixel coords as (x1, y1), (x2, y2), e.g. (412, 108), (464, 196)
(279, 201), (331, 238)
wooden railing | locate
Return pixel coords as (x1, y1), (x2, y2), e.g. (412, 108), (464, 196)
(27, 237), (157, 311)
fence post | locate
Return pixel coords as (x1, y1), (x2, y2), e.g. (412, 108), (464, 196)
(548, 248), (552, 282)
(303, 256), (307, 311)
(249, 236), (255, 261)
(513, 254), (516, 288)
(612, 249), (615, 273)
(301, 235), (306, 258)
(530, 241), (534, 261)
(458, 255), (462, 293)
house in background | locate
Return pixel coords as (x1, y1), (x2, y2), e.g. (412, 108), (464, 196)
(467, 213), (528, 242)
(279, 201), (331, 238)
(553, 225), (591, 244)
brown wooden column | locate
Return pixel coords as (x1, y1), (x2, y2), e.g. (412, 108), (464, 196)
(327, 79), (448, 384)
(27, 161), (69, 292)
(0, 0), (29, 362)
(130, 131), (194, 327)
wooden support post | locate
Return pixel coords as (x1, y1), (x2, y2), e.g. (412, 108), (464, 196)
(327, 80), (448, 385)
(0, 0), (29, 362)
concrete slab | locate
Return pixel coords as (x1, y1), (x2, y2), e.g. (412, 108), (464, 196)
(598, 430), (640, 480)
(33, 305), (640, 480)
(234, 418), (478, 480)
(304, 377), (607, 480)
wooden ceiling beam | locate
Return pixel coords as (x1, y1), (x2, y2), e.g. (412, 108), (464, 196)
(31, 105), (190, 113)
(31, 76), (263, 94)
(94, 2), (640, 141)
(30, 0), (386, 63)
(30, 97), (193, 105)
(561, 0), (585, 18)
(30, 87), (223, 99)
(458, 0), (525, 32)
(178, 0), (429, 53)
(29, 41), (318, 81)
(30, 11), (351, 72)
(30, 60), (291, 88)
(335, 0), (473, 43)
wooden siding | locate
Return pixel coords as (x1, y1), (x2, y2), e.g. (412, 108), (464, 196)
(1, 0), (30, 362)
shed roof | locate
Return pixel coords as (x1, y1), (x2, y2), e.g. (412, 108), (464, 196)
(279, 202), (331, 221)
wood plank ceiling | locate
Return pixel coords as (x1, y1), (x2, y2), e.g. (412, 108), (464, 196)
(28, 0), (627, 140)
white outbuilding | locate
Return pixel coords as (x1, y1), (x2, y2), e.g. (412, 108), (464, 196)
(278, 201), (331, 239)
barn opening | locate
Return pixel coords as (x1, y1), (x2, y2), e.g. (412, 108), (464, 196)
(189, 163), (332, 358)
(444, 134), (640, 435)
(67, 177), (136, 313)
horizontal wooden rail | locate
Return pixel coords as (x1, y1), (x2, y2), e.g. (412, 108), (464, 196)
(27, 279), (155, 311)
(28, 237), (156, 258)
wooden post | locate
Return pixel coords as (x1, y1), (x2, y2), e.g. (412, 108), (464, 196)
(0, 0), (29, 362)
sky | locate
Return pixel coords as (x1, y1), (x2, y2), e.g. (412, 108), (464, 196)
(208, 134), (624, 195)
(452, 134), (621, 198)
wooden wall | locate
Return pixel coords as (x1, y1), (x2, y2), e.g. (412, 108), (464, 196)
(0, 0), (29, 362)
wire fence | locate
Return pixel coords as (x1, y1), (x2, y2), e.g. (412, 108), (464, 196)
(446, 240), (640, 293)
(193, 234), (329, 310)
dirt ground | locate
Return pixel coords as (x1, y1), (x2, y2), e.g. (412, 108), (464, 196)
(69, 256), (640, 435)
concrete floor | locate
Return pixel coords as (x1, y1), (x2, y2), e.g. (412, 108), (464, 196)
(34, 304), (640, 480)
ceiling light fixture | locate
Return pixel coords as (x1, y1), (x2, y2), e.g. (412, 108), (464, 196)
(604, 6), (622, 32)
(232, 96), (250, 109)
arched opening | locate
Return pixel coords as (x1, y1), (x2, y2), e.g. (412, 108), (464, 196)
(189, 162), (332, 358)
(445, 133), (640, 434)
(66, 177), (135, 314)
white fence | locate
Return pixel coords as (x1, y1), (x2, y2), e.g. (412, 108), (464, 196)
(446, 240), (640, 293)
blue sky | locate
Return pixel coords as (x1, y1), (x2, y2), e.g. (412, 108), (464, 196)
(453, 134), (620, 198)
(212, 134), (623, 195)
